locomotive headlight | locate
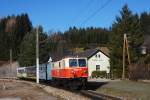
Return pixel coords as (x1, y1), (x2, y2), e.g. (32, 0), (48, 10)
(84, 70), (88, 74)
(71, 70), (75, 74)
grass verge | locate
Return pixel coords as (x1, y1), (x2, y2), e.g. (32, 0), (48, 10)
(96, 80), (150, 100)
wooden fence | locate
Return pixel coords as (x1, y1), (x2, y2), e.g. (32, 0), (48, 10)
(129, 63), (150, 80)
(0, 61), (19, 78)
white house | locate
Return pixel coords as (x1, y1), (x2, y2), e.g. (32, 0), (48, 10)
(49, 47), (110, 77)
(76, 48), (110, 77)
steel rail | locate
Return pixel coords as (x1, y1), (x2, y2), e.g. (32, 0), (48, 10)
(80, 90), (123, 100)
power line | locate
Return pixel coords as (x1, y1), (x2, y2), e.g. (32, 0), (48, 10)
(80, 0), (112, 25)
(71, 0), (93, 26)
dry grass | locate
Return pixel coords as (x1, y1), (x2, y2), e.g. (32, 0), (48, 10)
(96, 80), (150, 100)
(0, 80), (58, 100)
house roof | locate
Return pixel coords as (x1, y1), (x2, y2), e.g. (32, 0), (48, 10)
(49, 47), (110, 62)
(74, 48), (98, 58)
(98, 47), (110, 57)
(74, 47), (110, 59)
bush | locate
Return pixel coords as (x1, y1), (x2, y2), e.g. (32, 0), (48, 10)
(91, 71), (107, 78)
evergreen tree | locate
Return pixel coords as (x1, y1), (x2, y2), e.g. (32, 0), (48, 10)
(140, 12), (150, 35)
(0, 13), (32, 60)
(0, 17), (8, 60)
(18, 26), (50, 66)
(110, 4), (144, 78)
(18, 29), (36, 66)
(63, 26), (110, 47)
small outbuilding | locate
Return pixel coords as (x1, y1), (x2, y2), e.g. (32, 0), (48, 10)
(141, 35), (150, 55)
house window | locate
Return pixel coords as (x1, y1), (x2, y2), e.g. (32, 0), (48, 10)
(98, 54), (100, 58)
(141, 46), (147, 55)
(95, 55), (97, 58)
(96, 65), (100, 71)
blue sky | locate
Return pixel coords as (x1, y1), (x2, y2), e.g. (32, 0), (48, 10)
(0, 0), (149, 32)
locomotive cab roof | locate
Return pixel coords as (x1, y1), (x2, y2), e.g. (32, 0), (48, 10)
(49, 55), (87, 62)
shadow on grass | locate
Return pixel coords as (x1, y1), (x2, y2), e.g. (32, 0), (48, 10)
(86, 81), (108, 90)
(18, 78), (108, 91)
(40, 80), (109, 90)
(18, 77), (36, 82)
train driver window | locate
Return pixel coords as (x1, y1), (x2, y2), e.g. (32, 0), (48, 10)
(78, 59), (86, 67)
(69, 59), (77, 67)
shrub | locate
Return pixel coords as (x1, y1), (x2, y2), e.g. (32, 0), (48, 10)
(91, 71), (107, 78)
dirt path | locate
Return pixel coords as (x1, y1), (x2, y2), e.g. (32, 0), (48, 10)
(0, 79), (58, 100)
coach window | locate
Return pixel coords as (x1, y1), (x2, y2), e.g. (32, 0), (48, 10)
(69, 59), (77, 67)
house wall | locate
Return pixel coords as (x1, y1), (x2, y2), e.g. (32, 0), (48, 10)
(87, 51), (110, 77)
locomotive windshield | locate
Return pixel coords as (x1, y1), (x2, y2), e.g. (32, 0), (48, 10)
(69, 58), (86, 67)
(69, 59), (77, 67)
(78, 59), (86, 67)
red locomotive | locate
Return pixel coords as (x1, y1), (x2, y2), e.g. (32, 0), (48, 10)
(51, 56), (88, 89)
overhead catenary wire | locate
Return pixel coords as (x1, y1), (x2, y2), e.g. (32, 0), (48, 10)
(71, 0), (94, 25)
(80, 0), (112, 25)
(40, 0), (112, 44)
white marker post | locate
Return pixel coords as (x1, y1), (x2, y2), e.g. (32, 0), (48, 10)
(48, 57), (52, 63)
(36, 26), (39, 83)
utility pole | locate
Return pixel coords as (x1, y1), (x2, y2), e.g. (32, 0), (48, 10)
(125, 35), (131, 65)
(10, 49), (12, 78)
(36, 26), (39, 83)
(122, 34), (126, 79)
(122, 34), (131, 80)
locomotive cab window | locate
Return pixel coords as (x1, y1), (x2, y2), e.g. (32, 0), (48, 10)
(78, 59), (86, 67)
(69, 59), (77, 67)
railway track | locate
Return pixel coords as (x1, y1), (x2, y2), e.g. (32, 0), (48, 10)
(80, 90), (123, 100)
(4, 78), (123, 100)
(19, 79), (123, 100)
